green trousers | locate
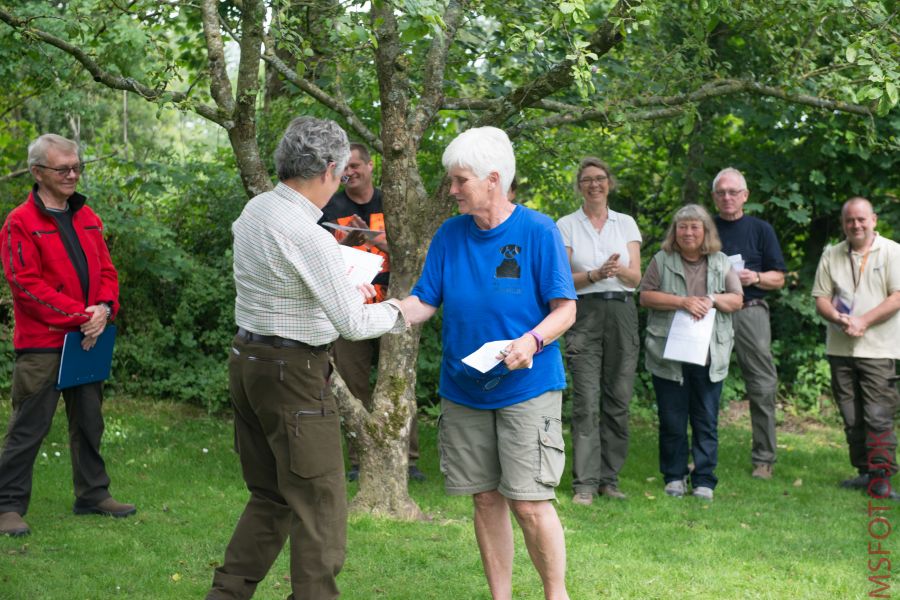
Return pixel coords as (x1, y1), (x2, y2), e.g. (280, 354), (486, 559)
(564, 295), (639, 492)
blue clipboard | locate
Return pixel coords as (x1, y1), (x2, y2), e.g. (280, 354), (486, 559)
(56, 324), (117, 390)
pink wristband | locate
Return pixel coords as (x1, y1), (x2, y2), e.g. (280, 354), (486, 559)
(526, 330), (544, 354)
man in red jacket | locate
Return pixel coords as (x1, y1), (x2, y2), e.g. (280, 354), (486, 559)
(0, 133), (134, 538)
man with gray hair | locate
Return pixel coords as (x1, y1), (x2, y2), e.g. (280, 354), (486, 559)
(712, 167), (786, 480)
(207, 117), (406, 600)
(813, 197), (900, 499)
(0, 133), (133, 538)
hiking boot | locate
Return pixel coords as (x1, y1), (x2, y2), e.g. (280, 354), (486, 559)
(572, 492), (594, 506)
(868, 470), (900, 501)
(73, 497), (136, 518)
(664, 480), (685, 497)
(599, 484), (627, 500)
(408, 465), (427, 482)
(752, 464), (773, 480)
(692, 486), (714, 501)
(0, 512), (30, 537)
(840, 473), (870, 490)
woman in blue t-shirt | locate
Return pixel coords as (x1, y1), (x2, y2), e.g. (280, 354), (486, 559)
(400, 126), (576, 600)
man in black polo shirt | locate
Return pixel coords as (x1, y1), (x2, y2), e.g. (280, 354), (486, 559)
(320, 143), (424, 482)
(712, 167), (786, 480)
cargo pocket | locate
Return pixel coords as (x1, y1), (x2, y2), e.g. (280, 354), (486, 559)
(535, 416), (565, 486)
(285, 407), (343, 478)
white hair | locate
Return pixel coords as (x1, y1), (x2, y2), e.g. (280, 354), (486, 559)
(711, 167), (747, 192)
(27, 134), (80, 168)
(442, 126), (516, 194)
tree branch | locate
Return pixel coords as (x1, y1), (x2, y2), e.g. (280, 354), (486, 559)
(452, 78), (872, 136)
(201, 0), (235, 115)
(261, 46), (381, 153)
(474, 0), (640, 127)
(0, 7), (224, 126)
(409, 0), (464, 140)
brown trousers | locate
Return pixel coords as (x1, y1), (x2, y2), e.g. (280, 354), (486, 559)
(208, 335), (346, 600)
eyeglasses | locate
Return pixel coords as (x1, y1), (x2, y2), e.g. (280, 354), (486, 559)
(714, 188), (745, 198)
(462, 363), (511, 391)
(579, 175), (608, 186)
(340, 175), (350, 184)
(36, 163), (84, 176)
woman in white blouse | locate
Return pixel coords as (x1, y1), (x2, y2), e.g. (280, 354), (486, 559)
(556, 157), (642, 505)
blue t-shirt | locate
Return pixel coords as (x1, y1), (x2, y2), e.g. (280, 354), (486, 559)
(714, 215), (786, 301)
(411, 205), (577, 409)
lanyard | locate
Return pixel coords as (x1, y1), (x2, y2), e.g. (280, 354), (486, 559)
(849, 244), (871, 293)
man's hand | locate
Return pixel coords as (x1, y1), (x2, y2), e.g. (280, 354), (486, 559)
(738, 269), (759, 287)
(356, 282), (377, 300)
(80, 304), (109, 350)
(841, 315), (867, 337)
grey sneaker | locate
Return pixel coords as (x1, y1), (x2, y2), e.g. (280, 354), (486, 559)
(664, 480), (685, 497)
(572, 492), (594, 506)
(692, 486), (714, 501)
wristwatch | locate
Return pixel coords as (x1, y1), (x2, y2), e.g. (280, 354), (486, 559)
(707, 294), (716, 308)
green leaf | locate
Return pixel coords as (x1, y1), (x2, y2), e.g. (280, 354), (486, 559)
(845, 45), (857, 63)
(886, 81), (899, 106)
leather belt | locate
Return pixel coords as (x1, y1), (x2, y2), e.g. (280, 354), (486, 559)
(236, 327), (329, 351)
(742, 298), (768, 310)
(581, 291), (631, 302)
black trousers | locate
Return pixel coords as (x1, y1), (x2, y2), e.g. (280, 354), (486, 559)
(0, 352), (111, 515)
(209, 335), (347, 600)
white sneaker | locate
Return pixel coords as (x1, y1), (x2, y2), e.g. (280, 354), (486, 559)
(664, 480), (685, 497)
(692, 486), (714, 501)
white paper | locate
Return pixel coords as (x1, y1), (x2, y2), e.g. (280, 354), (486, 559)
(727, 254), (745, 272)
(663, 309), (716, 366)
(323, 222), (383, 238)
(461, 340), (533, 373)
(339, 245), (384, 287)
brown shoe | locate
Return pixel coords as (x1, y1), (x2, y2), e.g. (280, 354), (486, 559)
(599, 484), (627, 500)
(0, 512), (30, 537)
(73, 497), (137, 518)
(572, 492), (594, 506)
(752, 464), (773, 480)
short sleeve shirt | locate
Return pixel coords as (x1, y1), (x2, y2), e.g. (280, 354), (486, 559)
(556, 207), (642, 293)
(811, 235), (900, 359)
(411, 205), (577, 410)
(641, 254), (743, 297)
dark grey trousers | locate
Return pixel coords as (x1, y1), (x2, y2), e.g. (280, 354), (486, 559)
(0, 352), (111, 515)
(828, 356), (899, 477)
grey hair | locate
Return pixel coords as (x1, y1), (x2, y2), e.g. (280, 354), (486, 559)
(275, 117), (350, 182)
(574, 156), (617, 195)
(661, 203), (722, 255)
(711, 167), (747, 192)
(27, 134), (80, 168)
(442, 126), (516, 194)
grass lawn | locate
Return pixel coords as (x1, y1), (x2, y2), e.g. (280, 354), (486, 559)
(0, 396), (885, 599)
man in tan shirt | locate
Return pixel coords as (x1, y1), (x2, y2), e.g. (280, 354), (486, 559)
(812, 197), (900, 500)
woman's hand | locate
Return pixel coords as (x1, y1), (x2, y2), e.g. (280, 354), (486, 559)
(681, 295), (713, 320)
(497, 334), (538, 371)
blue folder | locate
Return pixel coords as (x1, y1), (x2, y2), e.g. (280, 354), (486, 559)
(56, 325), (117, 390)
